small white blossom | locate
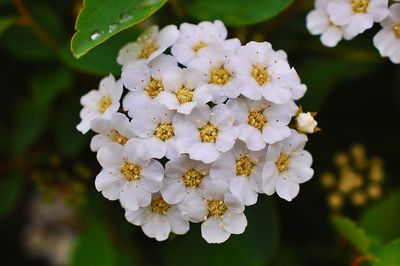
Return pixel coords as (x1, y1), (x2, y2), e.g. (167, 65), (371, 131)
(122, 54), (177, 117)
(77, 74), (123, 134)
(117, 25), (179, 66)
(90, 112), (136, 152)
(306, 0), (345, 47)
(229, 41), (306, 104)
(125, 193), (189, 241)
(373, 3), (400, 63)
(161, 155), (212, 221)
(188, 40), (242, 103)
(171, 20), (229, 65)
(327, 0), (389, 38)
(158, 67), (212, 114)
(227, 97), (297, 151)
(262, 130), (314, 201)
(174, 104), (239, 163)
(210, 141), (265, 206)
(296, 112), (318, 134)
(95, 140), (164, 211)
(131, 103), (180, 159)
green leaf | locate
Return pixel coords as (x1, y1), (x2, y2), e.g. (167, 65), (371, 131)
(372, 239), (400, 266)
(71, 0), (168, 58)
(31, 66), (72, 106)
(0, 173), (22, 217)
(0, 16), (16, 35)
(71, 224), (116, 266)
(61, 28), (139, 76)
(331, 216), (371, 254)
(187, 0), (293, 26)
(361, 191), (400, 245)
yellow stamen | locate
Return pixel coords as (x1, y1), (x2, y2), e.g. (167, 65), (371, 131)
(146, 78), (164, 98)
(121, 161), (141, 181)
(154, 123), (174, 141)
(351, 0), (369, 13)
(109, 130), (128, 145)
(275, 153), (290, 173)
(139, 41), (158, 59)
(251, 64), (269, 85)
(150, 197), (170, 215)
(182, 169), (204, 188)
(175, 87), (194, 104)
(248, 110), (267, 130)
(98, 96), (112, 114)
(192, 42), (207, 53)
(393, 25), (400, 39)
(209, 67), (232, 85)
(207, 200), (227, 217)
(199, 123), (219, 143)
(236, 155), (255, 176)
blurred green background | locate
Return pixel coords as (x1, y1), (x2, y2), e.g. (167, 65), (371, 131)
(1, 0), (400, 265)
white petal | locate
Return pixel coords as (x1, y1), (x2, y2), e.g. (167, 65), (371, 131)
(96, 144), (124, 169)
(161, 178), (186, 204)
(262, 125), (291, 144)
(262, 162), (279, 195)
(306, 9), (330, 35)
(276, 177), (300, 201)
(201, 217), (230, 244)
(120, 182), (151, 210)
(167, 206), (190, 235)
(216, 127), (239, 152)
(121, 61), (150, 91)
(189, 143), (220, 163)
(238, 124), (266, 151)
(140, 160), (164, 192)
(230, 177), (258, 206)
(125, 208), (149, 226)
(321, 26), (343, 47)
(142, 215), (171, 241)
(222, 212), (247, 234)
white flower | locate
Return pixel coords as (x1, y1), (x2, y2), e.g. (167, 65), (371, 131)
(158, 67), (212, 114)
(373, 3), (400, 63)
(125, 193), (189, 241)
(262, 130), (314, 201)
(193, 180), (247, 244)
(210, 141), (265, 206)
(229, 41), (306, 104)
(90, 113), (136, 152)
(187, 40), (242, 103)
(95, 140), (164, 211)
(122, 54), (177, 118)
(131, 103), (180, 159)
(171, 20), (229, 65)
(117, 25), (179, 66)
(327, 0), (389, 38)
(160, 155), (212, 221)
(77, 75), (123, 134)
(227, 97), (297, 151)
(296, 112), (318, 133)
(174, 104), (239, 163)
(306, 0), (345, 47)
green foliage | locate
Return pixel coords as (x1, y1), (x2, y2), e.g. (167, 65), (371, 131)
(0, 173), (22, 217)
(71, 224), (116, 266)
(361, 191), (400, 245)
(71, 0), (168, 58)
(372, 239), (400, 266)
(0, 16), (16, 35)
(187, 0), (293, 26)
(331, 216), (371, 254)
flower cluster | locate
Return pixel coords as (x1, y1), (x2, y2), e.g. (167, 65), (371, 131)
(306, 0), (400, 63)
(77, 21), (316, 243)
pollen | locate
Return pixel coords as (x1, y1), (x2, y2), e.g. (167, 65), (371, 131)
(192, 42), (207, 53)
(351, 0), (369, 13)
(207, 200), (227, 217)
(394, 25), (400, 39)
(98, 95), (112, 114)
(251, 64), (269, 85)
(275, 153), (290, 173)
(209, 66), (232, 85)
(121, 161), (141, 181)
(139, 41), (158, 59)
(109, 130), (128, 145)
(154, 122), (174, 141)
(199, 122), (219, 143)
(175, 87), (194, 104)
(248, 110), (267, 130)
(236, 155), (255, 176)
(182, 169), (204, 188)
(146, 78), (164, 98)
(150, 197), (170, 215)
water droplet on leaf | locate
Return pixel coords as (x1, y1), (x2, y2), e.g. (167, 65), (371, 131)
(119, 13), (133, 23)
(108, 24), (118, 33)
(90, 31), (103, 40)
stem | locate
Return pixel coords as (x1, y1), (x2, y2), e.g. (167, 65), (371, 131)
(12, 0), (60, 52)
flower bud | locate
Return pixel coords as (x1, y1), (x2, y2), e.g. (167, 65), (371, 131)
(296, 112), (318, 133)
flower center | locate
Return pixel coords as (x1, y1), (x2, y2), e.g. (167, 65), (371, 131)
(150, 197), (170, 215)
(98, 96), (112, 114)
(275, 153), (290, 173)
(199, 122), (219, 143)
(394, 25), (400, 39)
(109, 130), (129, 145)
(209, 66), (232, 85)
(154, 122), (174, 141)
(207, 200), (227, 217)
(175, 87), (194, 104)
(236, 155), (255, 176)
(146, 78), (164, 98)
(248, 110), (267, 130)
(351, 0), (369, 13)
(139, 41), (158, 59)
(251, 64), (269, 85)
(192, 42), (207, 53)
(121, 161), (141, 181)
(182, 169), (204, 188)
